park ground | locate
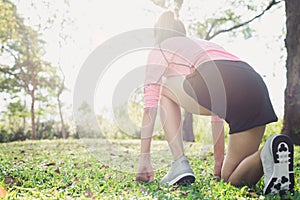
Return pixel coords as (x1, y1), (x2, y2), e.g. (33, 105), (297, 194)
(0, 135), (299, 199)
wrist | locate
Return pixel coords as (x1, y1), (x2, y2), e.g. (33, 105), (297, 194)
(140, 153), (151, 161)
(140, 152), (151, 157)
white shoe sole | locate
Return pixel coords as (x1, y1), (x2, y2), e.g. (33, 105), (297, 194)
(263, 135), (294, 195)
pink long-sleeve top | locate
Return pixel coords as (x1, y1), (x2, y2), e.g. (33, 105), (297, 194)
(144, 37), (241, 121)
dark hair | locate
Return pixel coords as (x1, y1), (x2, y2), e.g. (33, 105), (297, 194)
(154, 11), (186, 44)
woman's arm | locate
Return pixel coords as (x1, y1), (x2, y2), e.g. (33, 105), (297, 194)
(135, 107), (157, 182)
(211, 118), (225, 179)
(140, 107), (157, 153)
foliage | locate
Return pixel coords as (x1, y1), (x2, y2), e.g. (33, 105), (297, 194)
(0, 121), (72, 143)
(36, 120), (66, 140)
(2, 100), (28, 129)
(96, 86), (166, 140)
(0, 0), (20, 45)
(76, 102), (103, 139)
(0, 138), (298, 199)
(149, 0), (282, 40)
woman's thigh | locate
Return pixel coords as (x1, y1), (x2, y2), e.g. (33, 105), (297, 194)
(161, 76), (212, 115)
(221, 126), (265, 181)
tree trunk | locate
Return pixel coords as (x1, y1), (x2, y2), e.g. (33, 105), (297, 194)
(56, 63), (66, 139)
(58, 96), (66, 139)
(282, 0), (300, 145)
(30, 91), (36, 140)
(23, 99), (26, 133)
(182, 111), (194, 142)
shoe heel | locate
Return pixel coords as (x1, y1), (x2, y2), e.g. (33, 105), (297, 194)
(267, 135), (295, 194)
(272, 135), (294, 171)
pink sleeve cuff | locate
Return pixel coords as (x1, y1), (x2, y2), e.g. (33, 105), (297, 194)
(144, 84), (161, 108)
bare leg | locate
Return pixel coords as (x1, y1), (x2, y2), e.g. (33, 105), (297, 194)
(160, 95), (184, 161)
(222, 126), (265, 186)
(159, 76), (216, 162)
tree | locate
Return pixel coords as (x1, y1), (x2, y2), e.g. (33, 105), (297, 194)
(55, 14), (74, 139)
(0, 0), (61, 140)
(189, 0), (281, 40)
(11, 27), (57, 140)
(0, 0), (31, 138)
(282, 0), (300, 145)
(17, 0), (73, 139)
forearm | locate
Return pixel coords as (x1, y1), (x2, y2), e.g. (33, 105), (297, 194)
(211, 121), (225, 162)
(140, 107), (157, 154)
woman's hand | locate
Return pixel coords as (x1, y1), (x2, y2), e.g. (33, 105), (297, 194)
(214, 160), (223, 180)
(135, 154), (154, 182)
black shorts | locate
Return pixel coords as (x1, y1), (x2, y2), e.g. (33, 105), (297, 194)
(183, 60), (278, 134)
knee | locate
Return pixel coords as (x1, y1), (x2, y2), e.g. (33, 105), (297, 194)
(159, 93), (176, 107)
(221, 169), (244, 187)
(159, 94), (168, 107)
(221, 174), (230, 183)
(221, 168), (232, 183)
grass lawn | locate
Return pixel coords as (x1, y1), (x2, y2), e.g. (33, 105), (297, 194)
(0, 137), (299, 199)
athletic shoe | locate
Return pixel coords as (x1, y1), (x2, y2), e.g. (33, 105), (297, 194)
(260, 134), (294, 195)
(160, 155), (195, 186)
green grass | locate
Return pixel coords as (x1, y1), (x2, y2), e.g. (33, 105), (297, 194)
(0, 136), (299, 199)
